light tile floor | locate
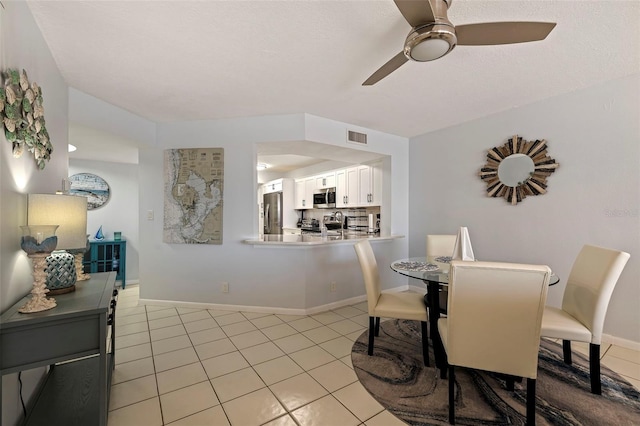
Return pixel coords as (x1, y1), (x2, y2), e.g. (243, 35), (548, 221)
(108, 285), (640, 426)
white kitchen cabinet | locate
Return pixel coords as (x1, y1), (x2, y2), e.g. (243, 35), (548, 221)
(336, 170), (346, 208)
(315, 172), (336, 190)
(336, 167), (358, 208)
(294, 179), (306, 209)
(295, 177), (315, 209)
(263, 179), (282, 194)
(357, 162), (382, 206)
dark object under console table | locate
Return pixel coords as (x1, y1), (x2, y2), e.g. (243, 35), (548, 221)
(0, 272), (118, 426)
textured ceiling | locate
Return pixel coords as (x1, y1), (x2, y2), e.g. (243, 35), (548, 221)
(29, 0), (640, 140)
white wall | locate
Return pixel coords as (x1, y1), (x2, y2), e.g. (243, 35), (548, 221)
(0, 3), (71, 425)
(409, 74), (640, 345)
(138, 114), (409, 309)
(69, 159), (139, 283)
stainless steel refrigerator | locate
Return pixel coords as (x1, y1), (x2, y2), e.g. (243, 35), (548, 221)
(263, 191), (283, 234)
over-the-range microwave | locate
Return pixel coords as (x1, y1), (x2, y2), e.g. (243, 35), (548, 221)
(313, 188), (336, 209)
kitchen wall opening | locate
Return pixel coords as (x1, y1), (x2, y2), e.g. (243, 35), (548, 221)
(255, 141), (390, 238)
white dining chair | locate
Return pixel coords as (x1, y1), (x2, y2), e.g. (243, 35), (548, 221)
(354, 240), (430, 366)
(426, 234), (457, 313)
(438, 260), (551, 425)
(426, 234), (457, 260)
(540, 244), (630, 394)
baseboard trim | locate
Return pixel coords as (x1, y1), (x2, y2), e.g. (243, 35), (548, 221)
(137, 285), (414, 316)
(602, 334), (640, 351)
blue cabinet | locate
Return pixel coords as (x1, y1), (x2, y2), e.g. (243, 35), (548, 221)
(83, 240), (127, 288)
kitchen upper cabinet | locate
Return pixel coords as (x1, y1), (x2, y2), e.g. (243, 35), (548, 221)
(294, 179), (305, 209)
(357, 163), (382, 206)
(336, 167), (358, 208)
(316, 172), (336, 190)
(263, 179), (283, 194)
(295, 177), (315, 209)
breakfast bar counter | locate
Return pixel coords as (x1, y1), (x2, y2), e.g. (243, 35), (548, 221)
(244, 233), (403, 246)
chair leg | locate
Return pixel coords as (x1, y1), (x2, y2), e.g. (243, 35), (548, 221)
(526, 378), (536, 426)
(506, 376), (515, 391)
(374, 317), (381, 337)
(590, 343), (601, 395)
(448, 365), (455, 424)
(420, 321), (430, 367)
(562, 340), (572, 365)
(368, 317), (375, 356)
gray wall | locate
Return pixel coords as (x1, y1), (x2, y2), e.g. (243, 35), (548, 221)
(409, 74), (640, 345)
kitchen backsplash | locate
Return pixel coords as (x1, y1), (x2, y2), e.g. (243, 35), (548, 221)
(298, 207), (380, 228)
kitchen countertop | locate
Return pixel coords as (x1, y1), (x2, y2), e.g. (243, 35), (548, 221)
(244, 232), (404, 246)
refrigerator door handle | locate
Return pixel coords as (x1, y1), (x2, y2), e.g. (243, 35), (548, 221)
(264, 203), (270, 233)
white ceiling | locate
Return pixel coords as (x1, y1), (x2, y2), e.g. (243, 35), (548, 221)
(29, 1), (639, 156)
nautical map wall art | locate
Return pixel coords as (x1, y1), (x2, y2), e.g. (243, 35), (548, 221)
(69, 173), (110, 210)
(164, 148), (224, 244)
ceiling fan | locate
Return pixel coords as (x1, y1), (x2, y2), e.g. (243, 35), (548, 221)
(363, 0), (556, 85)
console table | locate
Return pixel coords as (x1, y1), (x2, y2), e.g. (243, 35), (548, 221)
(0, 272), (117, 426)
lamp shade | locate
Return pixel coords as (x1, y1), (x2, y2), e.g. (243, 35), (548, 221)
(27, 194), (88, 250)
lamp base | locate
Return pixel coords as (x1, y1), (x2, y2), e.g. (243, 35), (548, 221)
(74, 252), (90, 281)
(19, 253), (57, 313)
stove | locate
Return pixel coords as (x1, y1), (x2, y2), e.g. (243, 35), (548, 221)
(300, 218), (343, 234)
(300, 219), (319, 233)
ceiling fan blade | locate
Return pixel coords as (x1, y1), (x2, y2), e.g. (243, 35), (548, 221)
(456, 22), (556, 46)
(394, 0), (435, 28)
(363, 52), (408, 86)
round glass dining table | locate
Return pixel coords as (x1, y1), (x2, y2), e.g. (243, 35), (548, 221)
(390, 257), (560, 286)
(390, 257), (559, 373)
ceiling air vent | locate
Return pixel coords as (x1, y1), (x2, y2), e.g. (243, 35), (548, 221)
(347, 130), (367, 145)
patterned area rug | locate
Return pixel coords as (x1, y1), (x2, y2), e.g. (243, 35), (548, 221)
(352, 319), (640, 426)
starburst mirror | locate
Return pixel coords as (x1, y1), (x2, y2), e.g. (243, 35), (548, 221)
(479, 135), (559, 205)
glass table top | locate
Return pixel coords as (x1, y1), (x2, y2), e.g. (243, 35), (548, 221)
(390, 257), (452, 284)
(390, 257), (559, 286)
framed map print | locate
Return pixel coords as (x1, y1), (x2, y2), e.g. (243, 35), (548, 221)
(69, 173), (110, 210)
(163, 148), (224, 244)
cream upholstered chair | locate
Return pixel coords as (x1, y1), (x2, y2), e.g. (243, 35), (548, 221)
(354, 240), (430, 366)
(540, 244), (630, 394)
(438, 261), (552, 425)
(426, 234), (457, 259)
(426, 234), (457, 313)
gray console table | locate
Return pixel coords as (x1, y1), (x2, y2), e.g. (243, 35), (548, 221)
(0, 272), (117, 426)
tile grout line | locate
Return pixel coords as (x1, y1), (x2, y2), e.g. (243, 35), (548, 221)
(145, 303), (167, 426)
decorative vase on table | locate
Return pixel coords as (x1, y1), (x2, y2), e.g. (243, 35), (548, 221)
(94, 225), (105, 241)
(19, 225), (59, 313)
(45, 250), (78, 294)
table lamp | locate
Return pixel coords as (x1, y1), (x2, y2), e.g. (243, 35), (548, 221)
(26, 194), (88, 296)
(19, 223), (59, 313)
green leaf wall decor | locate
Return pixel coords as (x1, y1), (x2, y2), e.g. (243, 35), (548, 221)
(0, 69), (53, 169)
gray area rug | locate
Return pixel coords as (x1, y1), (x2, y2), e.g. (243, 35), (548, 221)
(352, 319), (640, 426)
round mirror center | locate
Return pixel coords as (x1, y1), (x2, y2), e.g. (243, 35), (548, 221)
(497, 153), (535, 187)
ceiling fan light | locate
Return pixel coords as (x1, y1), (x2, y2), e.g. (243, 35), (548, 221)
(405, 24), (457, 62)
(410, 38), (451, 61)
